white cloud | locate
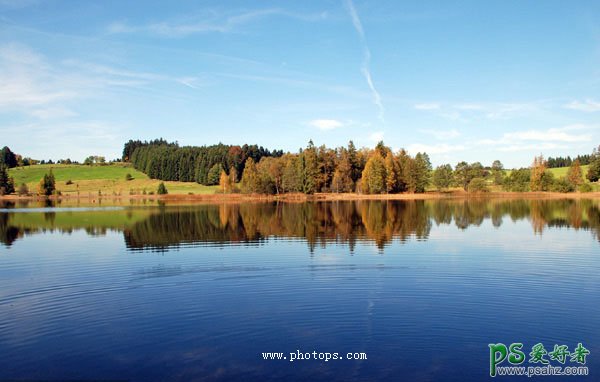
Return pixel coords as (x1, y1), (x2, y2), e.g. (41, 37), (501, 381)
(407, 143), (465, 155)
(0, 43), (204, 119)
(309, 119), (344, 130)
(411, 100), (538, 121)
(476, 125), (595, 153)
(107, 9), (327, 37)
(29, 107), (77, 120)
(0, 43), (78, 111)
(503, 127), (591, 143)
(495, 143), (563, 152)
(564, 99), (600, 112)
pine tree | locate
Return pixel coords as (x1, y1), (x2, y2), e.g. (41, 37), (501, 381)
(300, 141), (319, 194)
(157, 182), (168, 195)
(0, 165), (15, 195)
(37, 170), (56, 196)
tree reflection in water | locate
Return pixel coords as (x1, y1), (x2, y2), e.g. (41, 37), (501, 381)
(1, 199), (600, 250)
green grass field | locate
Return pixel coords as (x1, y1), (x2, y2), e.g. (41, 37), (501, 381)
(547, 165), (592, 178)
(8, 164), (219, 196)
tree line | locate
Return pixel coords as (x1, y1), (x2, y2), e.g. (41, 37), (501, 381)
(546, 154), (591, 168)
(119, 139), (600, 195)
(123, 139), (283, 184)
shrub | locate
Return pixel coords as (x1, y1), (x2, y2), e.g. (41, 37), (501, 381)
(550, 177), (574, 193)
(467, 177), (489, 193)
(125, 173), (133, 181)
(157, 182), (168, 195)
(502, 168), (530, 192)
(579, 183), (593, 193)
(18, 183), (29, 196)
(65, 179), (73, 185)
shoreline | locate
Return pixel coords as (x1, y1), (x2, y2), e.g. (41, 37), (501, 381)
(2, 190), (600, 204)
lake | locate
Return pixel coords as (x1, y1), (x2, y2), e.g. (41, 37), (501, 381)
(1, 198), (599, 381)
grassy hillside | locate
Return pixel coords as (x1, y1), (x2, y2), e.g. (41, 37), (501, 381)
(8, 164), (219, 196)
(548, 165), (589, 178)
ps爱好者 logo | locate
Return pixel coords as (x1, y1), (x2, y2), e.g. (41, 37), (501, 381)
(489, 342), (590, 377)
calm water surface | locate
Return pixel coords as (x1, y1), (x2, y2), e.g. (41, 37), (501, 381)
(0, 199), (599, 381)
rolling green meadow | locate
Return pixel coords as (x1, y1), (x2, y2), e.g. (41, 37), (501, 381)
(6, 162), (598, 197)
(8, 164), (219, 196)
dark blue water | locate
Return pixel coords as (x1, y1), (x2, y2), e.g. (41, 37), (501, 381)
(0, 200), (599, 381)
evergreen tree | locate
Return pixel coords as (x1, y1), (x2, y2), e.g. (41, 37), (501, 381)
(587, 146), (600, 182)
(300, 141), (319, 194)
(347, 140), (361, 183)
(157, 182), (168, 195)
(38, 170), (56, 196)
(0, 165), (15, 195)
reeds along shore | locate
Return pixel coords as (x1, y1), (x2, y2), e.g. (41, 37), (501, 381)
(2, 190), (600, 204)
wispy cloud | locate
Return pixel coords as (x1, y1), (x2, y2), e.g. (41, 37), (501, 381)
(216, 72), (368, 99)
(0, 43), (205, 119)
(477, 125), (594, 152)
(344, 0), (385, 124)
(412, 100), (540, 121)
(564, 99), (600, 112)
(0, 43), (78, 115)
(107, 9), (327, 37)
(309, 119), (344, 130)
(414, 103), (440, 110)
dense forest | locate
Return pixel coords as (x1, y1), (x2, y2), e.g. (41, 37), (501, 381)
(123, 139), (283, 184)
(123, 139), (600, 195)
(124, 139), (435, 194)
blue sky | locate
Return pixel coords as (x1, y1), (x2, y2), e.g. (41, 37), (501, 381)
(0, 0), (599, 167)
